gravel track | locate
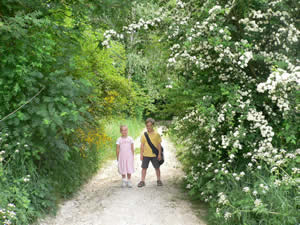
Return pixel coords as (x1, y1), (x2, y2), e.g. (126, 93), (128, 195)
(39, 128), (206, 225)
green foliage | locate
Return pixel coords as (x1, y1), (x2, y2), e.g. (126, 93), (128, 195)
(163, 0), (300, 224)
(0, 0), (147, 224)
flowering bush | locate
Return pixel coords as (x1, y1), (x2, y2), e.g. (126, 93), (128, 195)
(165, 0), (300, 224)
(102, 0), (299, 223)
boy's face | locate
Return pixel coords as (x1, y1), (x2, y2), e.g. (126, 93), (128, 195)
(146, 122), (154, 132)
(121, 127), (128, 136)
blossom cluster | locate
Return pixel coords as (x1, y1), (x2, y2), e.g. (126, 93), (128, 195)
(166, 0), (299, 222)
(0, 203), (16, 225)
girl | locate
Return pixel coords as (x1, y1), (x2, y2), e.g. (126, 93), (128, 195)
(116, 125), (135, 188)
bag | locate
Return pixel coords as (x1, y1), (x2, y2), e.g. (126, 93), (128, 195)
(144, 132), (164, 165)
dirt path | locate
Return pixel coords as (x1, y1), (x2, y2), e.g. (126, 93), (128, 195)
(39, 128), (207, 225)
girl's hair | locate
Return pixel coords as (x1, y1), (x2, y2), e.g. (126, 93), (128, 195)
(120, 125), (128, 131)
(145, 118), (155, 125)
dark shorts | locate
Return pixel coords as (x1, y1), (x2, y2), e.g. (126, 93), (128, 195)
(141, 156), (160, 169)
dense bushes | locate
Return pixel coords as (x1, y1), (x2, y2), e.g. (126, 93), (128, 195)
(0, 1), (144, 224)
(165, 0), (300, 224)
(102, 0), (299, 224)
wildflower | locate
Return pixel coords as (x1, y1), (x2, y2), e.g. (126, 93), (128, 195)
(253, 190), (258, 196)
(218, 192), (229, 205)
(254, 199), (262, 207)
(243, 187), (250, 192)
(7, 203), (15, 208)
(15, 149), (19, 153)
(224, 212), (232, 220)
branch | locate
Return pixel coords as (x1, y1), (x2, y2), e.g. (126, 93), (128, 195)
(0, 87), (45, 123)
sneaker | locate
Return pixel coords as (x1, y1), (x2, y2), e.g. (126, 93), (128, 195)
(122, 179), (127, 188)
(127, 180), (133, 188)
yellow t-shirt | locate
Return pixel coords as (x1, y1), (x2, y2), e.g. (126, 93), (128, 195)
(140, 131), (162, 157)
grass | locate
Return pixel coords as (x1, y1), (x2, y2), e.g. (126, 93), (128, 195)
(100, 117), (145, 162)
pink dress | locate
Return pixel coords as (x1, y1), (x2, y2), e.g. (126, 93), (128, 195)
(116, 136), (134, 175)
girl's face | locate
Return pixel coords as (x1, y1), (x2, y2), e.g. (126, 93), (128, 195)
(121, 127), (128, 137)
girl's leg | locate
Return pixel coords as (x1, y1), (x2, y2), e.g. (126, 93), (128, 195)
(121, 174), (127, 187)
(127, 173), (132, 188)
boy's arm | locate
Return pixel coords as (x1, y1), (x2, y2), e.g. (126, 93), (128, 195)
(116, 144), (120, 160)
(157, 143), (162, 160)
(140, 143), (144, 161)
(157, 134), (162, 160)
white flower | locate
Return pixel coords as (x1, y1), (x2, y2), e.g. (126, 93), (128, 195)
(208, 5), (221, 14)
(253, 190), (258, 196)
(15, 149), (19, 153)
(229, 154), (235, 159)
(254, 199), (262, 207)
(224, 212), (232, 220)
(243, 187), (250, 192)
(7, 203), (15, 208)
(218, 192), (229, 205)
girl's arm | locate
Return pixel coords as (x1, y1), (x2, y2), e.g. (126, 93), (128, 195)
(131, 143), (134, 156)
(116, 144), (120, 161)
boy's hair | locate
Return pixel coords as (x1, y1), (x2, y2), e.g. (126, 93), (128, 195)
(145, 118), (155, 125)
(120, 125), (128, 131)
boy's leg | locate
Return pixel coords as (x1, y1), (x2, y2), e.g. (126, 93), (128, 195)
(141, 168), (147, 181)
(122, 174), (126, 179)
(138, 157), (149, 187)
(155, 168), (161, 181)
(141, 157), (150, 181)
(127, 173), (131, 180)
(150, 157), (163, 185)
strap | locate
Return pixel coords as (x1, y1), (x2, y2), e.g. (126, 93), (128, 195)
(144, 132), (159, 156)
